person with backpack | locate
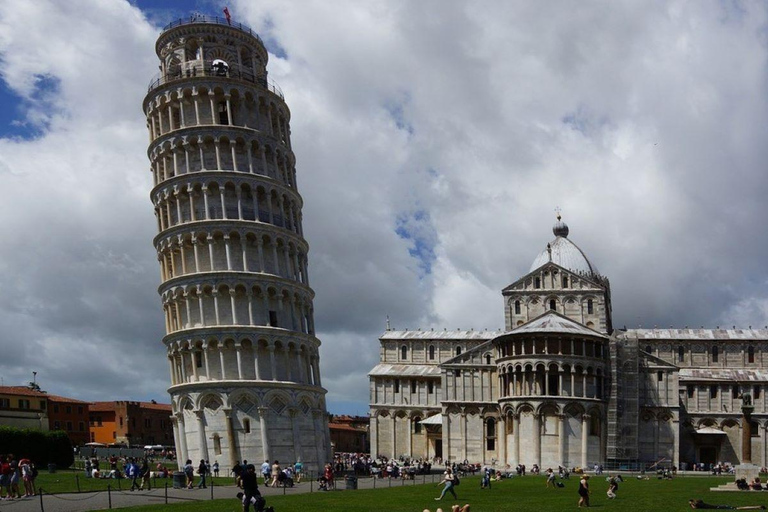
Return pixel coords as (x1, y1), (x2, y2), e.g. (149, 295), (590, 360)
(183, 459), (194, 489)
(197, 459), (208, 489)
(435, 467), (458, 501)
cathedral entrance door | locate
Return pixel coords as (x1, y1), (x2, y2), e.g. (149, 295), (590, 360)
(434, 440), (443, 459)
(699, 446), (717, 466)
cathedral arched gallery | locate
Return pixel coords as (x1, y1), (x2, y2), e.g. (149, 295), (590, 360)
(369, 216), (767, 469)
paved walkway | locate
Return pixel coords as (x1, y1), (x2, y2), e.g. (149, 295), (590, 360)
(0, 475), (440, 512)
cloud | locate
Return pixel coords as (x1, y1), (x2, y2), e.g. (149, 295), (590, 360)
(1, 0), (768, 414)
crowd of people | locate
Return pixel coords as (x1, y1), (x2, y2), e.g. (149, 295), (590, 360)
(0, 455), (37, 500)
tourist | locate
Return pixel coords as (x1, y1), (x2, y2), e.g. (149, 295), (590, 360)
(546, 468), (556, 488)
(294, 460), (303, 482)
(577, 474), (590, 507)
(323, 462), (335, 490)
(270, 460), (281, 488)
(127, 458), (141, 491)
(213, 460), (220, 478)
(20, 459), (33, 497)
(481, 466), (492, 489)
(197, 459), (208, 488)
(261, 460), (271, 485)
(233, 460), (243, 486)
(183, 459), (194, 489)
(139, 459), (151, 490)
(239, 464), (264, 512)
(8, 455), (20, 499)
(689, 499), (766, 510)
(607, 475), (618, 499)
(435, 468), (458, 501)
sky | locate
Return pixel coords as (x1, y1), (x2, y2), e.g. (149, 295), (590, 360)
(1, 0), (768, 415)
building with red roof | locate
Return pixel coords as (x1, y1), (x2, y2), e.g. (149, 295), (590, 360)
(89, 400), (173, 446)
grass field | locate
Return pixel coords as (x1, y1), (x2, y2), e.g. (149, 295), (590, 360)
(34, 469), (224, 494)
(112, 474), (768, 512)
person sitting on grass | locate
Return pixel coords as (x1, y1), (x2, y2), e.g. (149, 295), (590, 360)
(689, 499), (766, 510)
(607, 476), (619, 499)
(435, 468), (458, 501)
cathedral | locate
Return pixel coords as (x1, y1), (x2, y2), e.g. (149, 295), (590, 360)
(369, 216), (768, 470)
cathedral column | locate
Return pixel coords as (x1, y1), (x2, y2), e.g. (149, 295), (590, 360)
(571, 370), (575, 397)
(762, 423), (767, 469)
(223, 408), (238, 467)
(195, 410), (209, 461)
(442, 412), (450, 462)
(461, 411), (468, 461)
(672, 414), (680, 468)
(370, 414), (378, 459)
(581, 414), (590, 468)
(533, 414), (541, 467)
(290, 409), (301, 463)
(176, 413), (188, 468)
(268, 343), (277, 380)
(202, 343), (210, 379)
(171, 416), (183, 469)
(558, 414), (567, 466)
(513, 414), (520, 465)
(391, 415), (397, 458)
(406, 417), (412, 458)
(219, 346), (227, 379)
(499, 415), (507, 465)
(258, 407), (270, 461)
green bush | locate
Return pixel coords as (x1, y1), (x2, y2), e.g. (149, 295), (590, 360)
(0, 426), (73, 468)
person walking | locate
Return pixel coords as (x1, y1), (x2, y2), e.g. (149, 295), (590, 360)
(260, 460), (271, 485)
(128, 458), (141, 491)
(212, 460), (220, 478)
(139, 459), (151, 490)
(183, 459), (194, 489)
(435, 468), (458, 501)
(240, 464), (264, 512)
(578, 475), (590, 507)
(197, 459), (208, 489)
(270, 460), (281, 488)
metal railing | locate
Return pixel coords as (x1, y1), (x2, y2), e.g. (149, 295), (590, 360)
(162, 15), (263, 45)
(147, 64), (284, 99)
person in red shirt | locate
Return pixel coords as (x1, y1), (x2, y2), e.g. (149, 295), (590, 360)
(323, 463), (334, 490)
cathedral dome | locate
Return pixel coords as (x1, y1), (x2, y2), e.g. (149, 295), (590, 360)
(529, 217), (599, 276)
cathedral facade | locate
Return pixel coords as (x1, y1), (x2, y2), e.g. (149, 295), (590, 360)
(369, 217), (768, 469)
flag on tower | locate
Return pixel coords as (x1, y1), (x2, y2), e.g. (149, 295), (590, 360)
(223, 7), (231, 24)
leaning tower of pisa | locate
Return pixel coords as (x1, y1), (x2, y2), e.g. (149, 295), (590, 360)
(143, 15), (330, 471)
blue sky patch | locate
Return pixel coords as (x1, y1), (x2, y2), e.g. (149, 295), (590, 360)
(0, 74), (61, 140)
(396, 209), (436, 275)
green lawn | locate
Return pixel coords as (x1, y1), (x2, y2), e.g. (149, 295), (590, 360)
(35, 469), (224, 494)
(113, 474), (768, 512)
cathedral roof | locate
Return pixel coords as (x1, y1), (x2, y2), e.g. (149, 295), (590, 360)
(680, 368), (768, 382)
(625, 328), (768, 340)
(508, 310), (608, 338)
(368, 364), (442, 377)
(529, 215), (599, 277)
(380, 329), (503, 340)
